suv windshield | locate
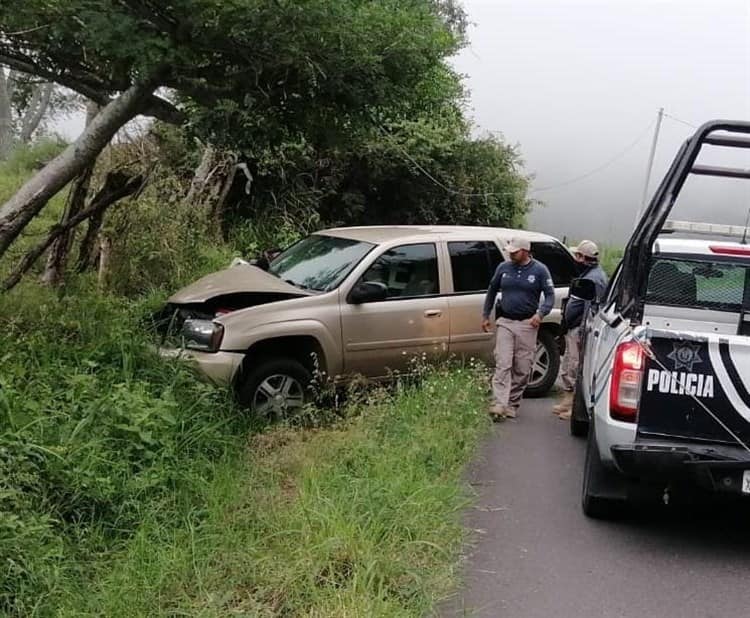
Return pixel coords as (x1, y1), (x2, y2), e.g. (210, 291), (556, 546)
(269, 234), (374, 291)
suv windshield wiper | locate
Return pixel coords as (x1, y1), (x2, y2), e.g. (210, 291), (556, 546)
(284, 279), (311, 290)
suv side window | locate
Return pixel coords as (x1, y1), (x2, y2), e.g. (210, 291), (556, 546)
(359, 243), (439, 298)
(531, 241), (579, 286)
(448, 241), (504, 293)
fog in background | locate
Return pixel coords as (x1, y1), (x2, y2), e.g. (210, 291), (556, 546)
(451, 0), (750, 244)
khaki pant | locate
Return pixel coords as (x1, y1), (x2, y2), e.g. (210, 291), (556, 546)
(492, 317), (539, 412)
(560, 327), (580, 392)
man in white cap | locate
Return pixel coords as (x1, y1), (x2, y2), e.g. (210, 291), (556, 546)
(554, 240), (609, 420)
(482, 237), (555, 420)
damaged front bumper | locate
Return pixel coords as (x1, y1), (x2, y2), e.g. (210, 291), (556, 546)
(156, 346), (244, 386)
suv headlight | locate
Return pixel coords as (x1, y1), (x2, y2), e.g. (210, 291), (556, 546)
(182, 319), (225, 352)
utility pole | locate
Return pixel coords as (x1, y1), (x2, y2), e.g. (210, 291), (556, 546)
(635, 107), (664, 226)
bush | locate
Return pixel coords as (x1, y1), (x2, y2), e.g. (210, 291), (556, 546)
(0, 284), (244, 614)
(0, 139), (67, 178)
(66, 365), (490, 616)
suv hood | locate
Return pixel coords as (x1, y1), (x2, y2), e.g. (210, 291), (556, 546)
(168, 264), (312, 303)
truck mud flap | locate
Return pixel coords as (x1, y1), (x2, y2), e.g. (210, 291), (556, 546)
(636, 332), (750, 448)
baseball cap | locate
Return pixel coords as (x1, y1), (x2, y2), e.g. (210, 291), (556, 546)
(505, 236), (531, 253)
(575, 240), (599, 259)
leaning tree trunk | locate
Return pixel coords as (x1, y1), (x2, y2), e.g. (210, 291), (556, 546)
(19, 82), (53, 144)
(2, 171), (143, 292)
(0, 68), (13, 160)
(40, 165), (94, 286)
(0, 80), (155, 261)
(75, 207), (105, 273)
(185, 143), (216, 204)
(41, 101), (100, 286)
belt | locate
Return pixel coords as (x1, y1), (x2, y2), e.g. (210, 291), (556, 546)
(496, 306), (535, 321)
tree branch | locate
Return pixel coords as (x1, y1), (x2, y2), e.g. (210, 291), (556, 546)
(2, 171), (144, 292)
(19, 81), (52, 143)
(0, 79), (156, 258)
(0, 51), (185, 124)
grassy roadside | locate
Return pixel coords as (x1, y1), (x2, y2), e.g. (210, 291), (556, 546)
(64, 367), (490, 616)
(0, 279), (490, 616)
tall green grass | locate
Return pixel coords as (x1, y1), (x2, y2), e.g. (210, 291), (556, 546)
(64, 367), (489, 616)
(0, 283), (247, 615)
(1, 281), (489, 616)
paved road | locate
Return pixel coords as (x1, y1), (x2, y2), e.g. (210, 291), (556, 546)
(441, 397), (750, 618)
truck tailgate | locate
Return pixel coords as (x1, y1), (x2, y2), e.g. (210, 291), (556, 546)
(637, 329), (750, 446)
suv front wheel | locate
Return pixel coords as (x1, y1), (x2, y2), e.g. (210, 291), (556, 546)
(237, 358), (313, 420)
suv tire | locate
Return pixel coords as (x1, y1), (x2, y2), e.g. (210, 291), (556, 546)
(237, 358), (313, 420)
(525, 329), (560, 398)
(570, 373), (589, 437)
(582, 425), (627, 519)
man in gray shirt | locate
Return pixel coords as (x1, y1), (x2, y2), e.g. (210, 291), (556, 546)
(482, 237), (555, 420)
(554, 240), (608, 420)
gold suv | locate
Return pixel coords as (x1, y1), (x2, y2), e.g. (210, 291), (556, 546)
(156, 226), (578, 417)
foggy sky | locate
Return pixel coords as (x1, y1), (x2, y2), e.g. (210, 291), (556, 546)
(451, 0), (750, 244)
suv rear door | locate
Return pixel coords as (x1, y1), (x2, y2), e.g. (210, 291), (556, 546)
(443, 239), (504, 363)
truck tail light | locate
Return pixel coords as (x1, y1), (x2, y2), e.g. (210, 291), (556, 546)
(709, 245), (750, 257)
(609, 341), (644, 422)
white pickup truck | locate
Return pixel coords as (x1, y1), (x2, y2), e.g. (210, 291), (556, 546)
(572, 120), (750, 518)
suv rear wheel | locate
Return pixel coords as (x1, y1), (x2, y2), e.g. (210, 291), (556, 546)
(525, 329), (560, 398)
(237, 358), (313, 420)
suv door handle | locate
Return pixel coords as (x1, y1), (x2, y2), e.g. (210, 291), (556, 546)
(424, 309), (443, 318)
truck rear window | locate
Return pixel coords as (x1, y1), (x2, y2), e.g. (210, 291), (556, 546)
(646, 257), (749, 311)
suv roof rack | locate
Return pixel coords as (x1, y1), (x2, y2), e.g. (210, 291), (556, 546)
(661, 219), (749, 240)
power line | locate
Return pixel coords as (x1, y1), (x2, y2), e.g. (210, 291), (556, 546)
(663, 112), (697, 129)
(531, 120), (656, 192)
(379, 118), (658, 200)
(376, 125), (525, 199)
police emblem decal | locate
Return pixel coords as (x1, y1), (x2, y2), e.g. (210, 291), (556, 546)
(667, 342), (703, 372)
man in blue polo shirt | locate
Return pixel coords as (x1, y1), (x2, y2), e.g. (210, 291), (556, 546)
(481, 237), (555, 420)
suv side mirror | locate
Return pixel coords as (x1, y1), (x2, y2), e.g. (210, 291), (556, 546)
(349, 281), (388, 304)
(570, 277), (596, 302)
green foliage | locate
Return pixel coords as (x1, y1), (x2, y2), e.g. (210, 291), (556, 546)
(0, 141), (71, 283)
(63, 367), (489, 615)
(1, 0), (463, 151)
(0, 285), (244, 614)
(103, 189), (235, 296)
(219, 117), (530, 233)
(0, 139), (67, 191)
(320, 119), (530, 227)
(0, 277), (489, 615)
(1, 0), (530, 287)
(600, 245), (624, 276)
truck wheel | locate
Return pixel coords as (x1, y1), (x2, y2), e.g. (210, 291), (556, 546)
(525, 329), (560, 398)
(237, 358), (313, 421)
(570, 373), (589, 438)
(582, 425), (627, 519)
